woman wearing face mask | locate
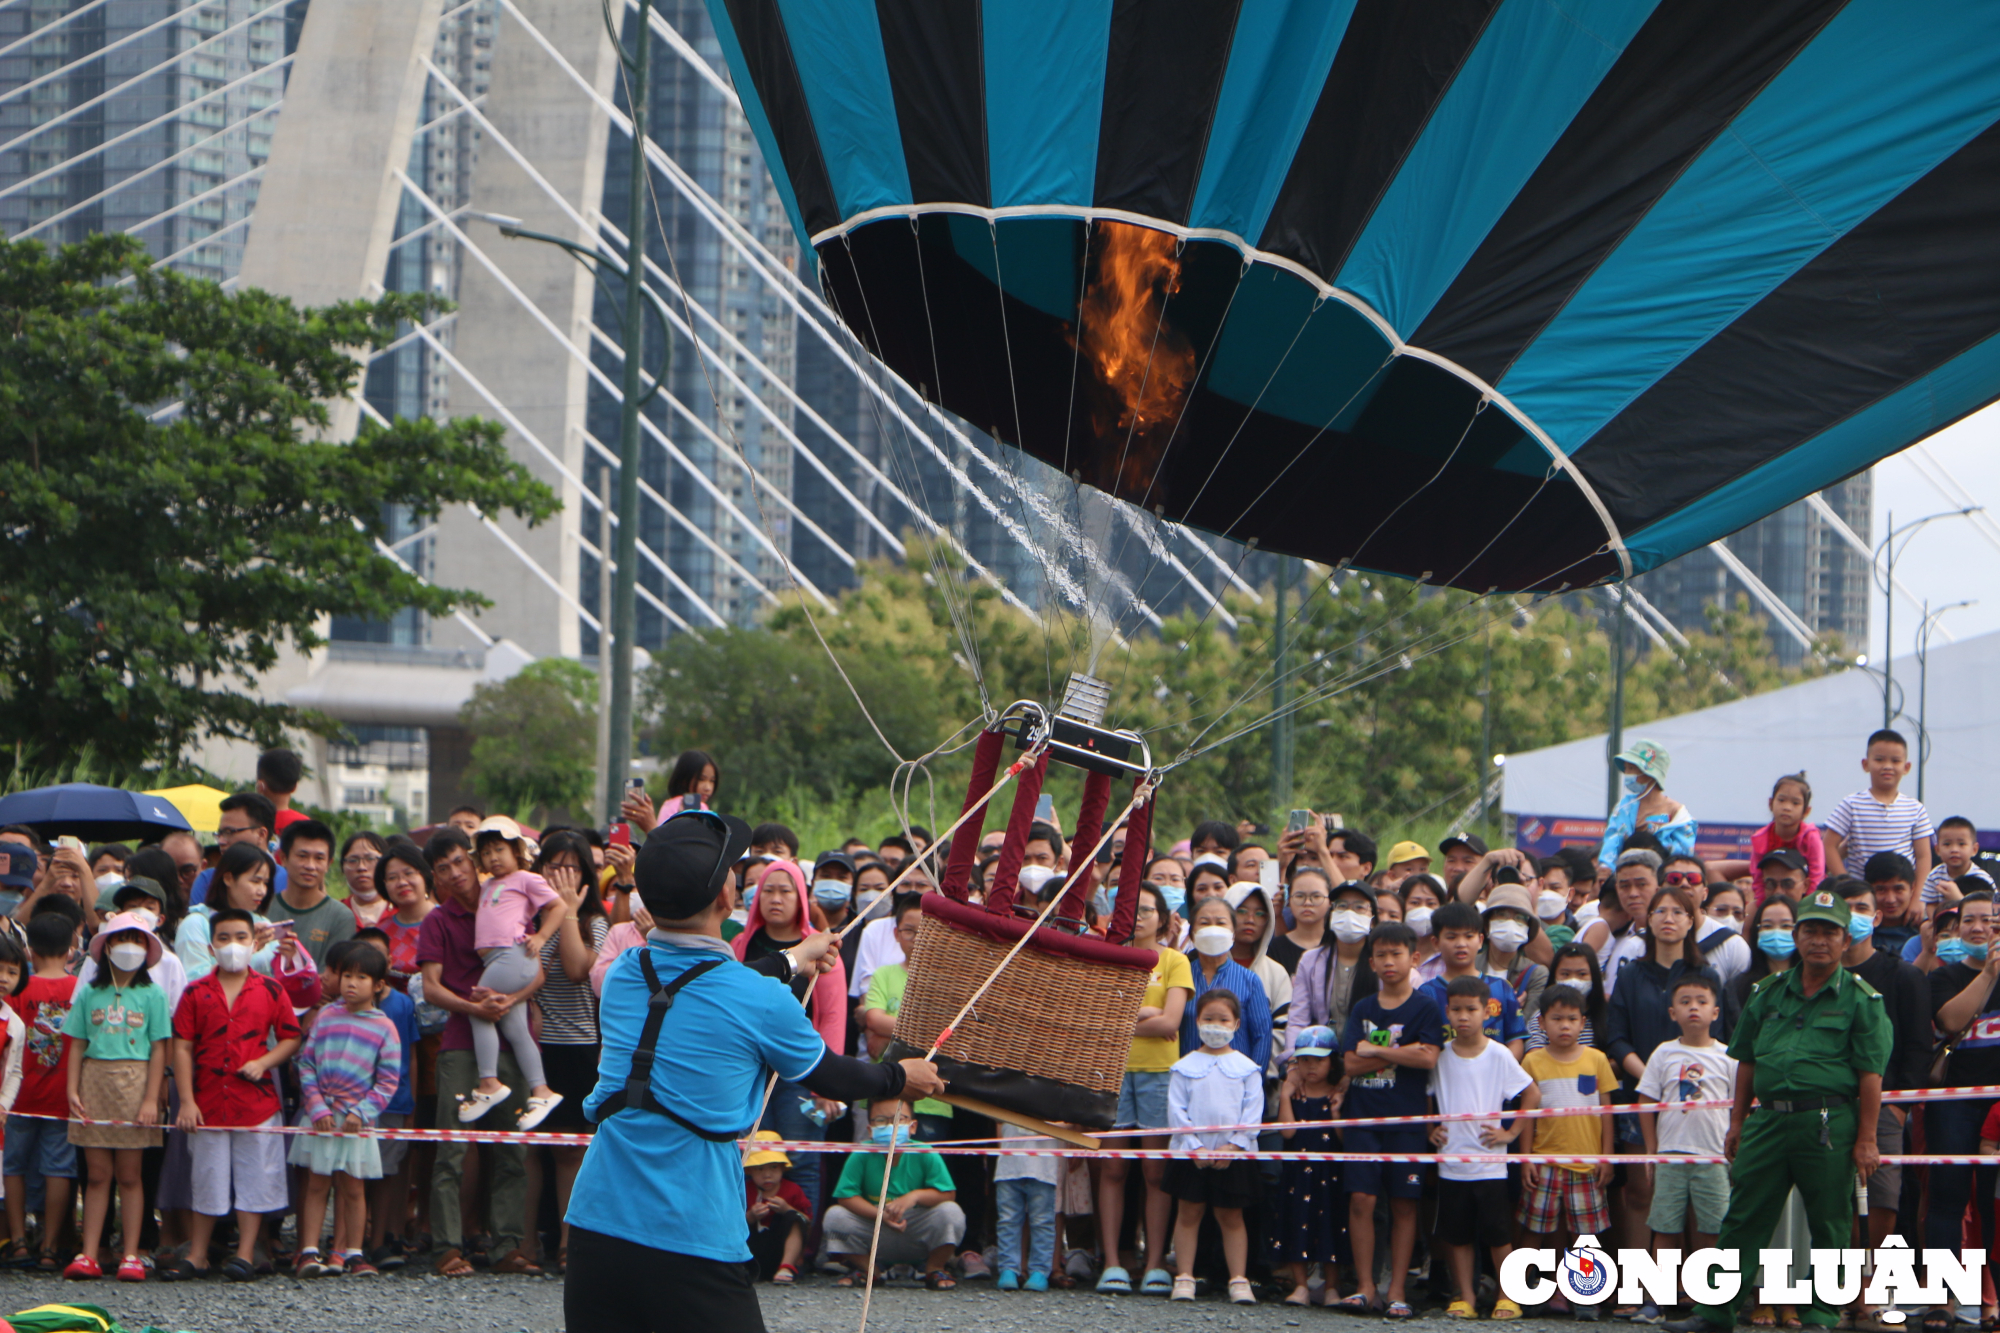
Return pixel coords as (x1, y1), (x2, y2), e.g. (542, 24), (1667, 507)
(1293, 882), (1379, 1039)
(340, 832), (389, 929)
(1727, 896), (1796, 1009)
(1925, 887), (2000, 1315)
(1222, 883), (1292, 1077)
(1399, 874), (1446, 983)
(1478, 886), (1549, 1018)
(1179, 897), (1272, 1070)
(1598, 739), (1696, 873)
(735, 860), (847, 1209)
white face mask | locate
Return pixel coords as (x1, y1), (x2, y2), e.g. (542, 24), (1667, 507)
(1488, 920), (1531, 952)
(1191, 925), (1234, 957)
(213, 942), (252, 973)
(107, 942), (147, 974)
(349, 883), (379, 902)
(1197, 1023), (1237, 1050)
(1405, 906), (1435, 938)
(857, 889), (886, 917)
(1536, 890), (1568, 920)
(128, 909), (159, 931)
(1328, 910), (1372, 943)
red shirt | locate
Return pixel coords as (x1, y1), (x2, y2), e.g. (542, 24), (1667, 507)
(273, 807), (307, 833)
(744, 1178), (814, 1227)
(378, 913), (425, 989)
(172, 971), (302, 1127)
(9, 975), (78, 1119)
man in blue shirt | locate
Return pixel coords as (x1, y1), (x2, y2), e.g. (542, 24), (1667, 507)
(567, 809), (945, 1333)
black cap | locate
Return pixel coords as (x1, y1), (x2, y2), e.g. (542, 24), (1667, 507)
(635, 810), (753, 921)
(814, 851), (857, 876)
(1439, 833), (1488, 857)
(1757, 848), (1808, 873)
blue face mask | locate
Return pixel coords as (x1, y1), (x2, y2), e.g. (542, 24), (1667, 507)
(1155, 881), (1186, 915)
(1091, 886), (1113, 920)
(1622, 773), (1646, 795)
(1968, 942), (1989, 963)
(1937, 938), (1969, 964)
(871, 1122), (912, 1146)
(811, 879), (851, 910)
(1846, 915), (1875, 943)
(1758, 930), (1797, 959)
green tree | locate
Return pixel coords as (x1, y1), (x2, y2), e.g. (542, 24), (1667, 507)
(460, 657), (599, 823)
(0, 234), (557, 772)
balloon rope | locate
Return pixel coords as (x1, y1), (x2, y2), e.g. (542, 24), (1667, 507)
(854, 779), (1153, 1333)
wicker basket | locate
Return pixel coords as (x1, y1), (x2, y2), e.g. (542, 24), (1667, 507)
(885, 900), (1154, 1129)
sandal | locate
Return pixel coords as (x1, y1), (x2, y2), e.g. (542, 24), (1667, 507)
(1494, 1299), (1524, 1321)
(157, 1256), (199, 1282)
(773, 1262), (797, 1284)
(1142, 1268), (1174, 1295)
(491, 1248), (543, 1276)
(456, 1086), (511, 1123)
(925, 1268), (957, 1291)
(0, 1239), (30, 1269)
(1921, 1314), (1954, 1333)
(1097, 1265), (1133, 1294)
(222, 1256), (257, 1282)
(1781, 1308), (1803, 1330)
(1386, 1300), (1418, 1319)
(1334, 1293), (1375, 1312)
(432, 1247), (473, 1278)
(1751, 1309), (1778, 1329)
(1447, 1300), (1479, 1319)
(1287, 1287), (1315, 1307)
(516, 1093), (563, 1131)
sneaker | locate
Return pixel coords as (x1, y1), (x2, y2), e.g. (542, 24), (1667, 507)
(293, 1249), (331, 1279)
(63, 1254), (101, 1280)
(1065, 1250), (1096, 1281)
(886, 1263), (915, 1283)
(344, 1254), (380, 1277)
(1025, 1271), (1048, 1292)
(366, 1243), (405, 1272)
(959, 1249), (991, 1280)
(1171, 1275), (1197, 1302)
(1633, 1301), (1663, 1324)
(1578, 1306), (1601, 1322)
(1228, 1277), (1256, 1305)
(116, 1255), (147, 1283)
(997, 1269), (1020, 1292)
(456, 1085), (511, 1123)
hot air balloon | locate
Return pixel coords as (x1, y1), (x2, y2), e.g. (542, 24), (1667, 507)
(705, 0), (2000, 593)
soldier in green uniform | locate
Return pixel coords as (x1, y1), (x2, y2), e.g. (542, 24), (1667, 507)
(1667, 887), (1891, 1333)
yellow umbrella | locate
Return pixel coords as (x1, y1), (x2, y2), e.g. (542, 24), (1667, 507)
(144, 784), (232, 835)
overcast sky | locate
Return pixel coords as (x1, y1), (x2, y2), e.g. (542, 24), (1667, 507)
(1868, 398), (2000, 664)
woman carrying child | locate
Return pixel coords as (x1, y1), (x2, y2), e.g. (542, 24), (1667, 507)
(457, 817), (564, 1129)
(61, 912), (171, 1281)
(1165, 989), (1264, 1305)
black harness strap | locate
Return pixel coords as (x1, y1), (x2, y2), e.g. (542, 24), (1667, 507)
(597, 954), (744, 1142)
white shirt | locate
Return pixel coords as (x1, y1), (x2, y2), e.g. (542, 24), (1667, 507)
(848, 914), (904, 999)
(1429, 1039), (1535, 1181)
(1824, 791), (1934, 869)
(1634, 1038), (1737, 1155)
(994, 1120), (1062, 1185)
(1168, 1047), (1263, 1154)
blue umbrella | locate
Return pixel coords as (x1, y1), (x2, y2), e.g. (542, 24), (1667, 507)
(0, 783), (194, 842)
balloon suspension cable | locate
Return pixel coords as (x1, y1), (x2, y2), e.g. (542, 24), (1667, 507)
(855, 774), (1155, 1333)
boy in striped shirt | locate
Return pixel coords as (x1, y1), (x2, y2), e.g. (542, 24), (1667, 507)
(1823, 729), (1933, 889)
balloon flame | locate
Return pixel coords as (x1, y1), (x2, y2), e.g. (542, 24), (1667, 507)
(1071, 221), (1196, 492)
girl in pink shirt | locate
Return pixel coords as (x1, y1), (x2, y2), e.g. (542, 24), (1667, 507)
(459, 818), (565, 1129)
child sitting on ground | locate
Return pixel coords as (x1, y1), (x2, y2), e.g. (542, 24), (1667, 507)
(1165, 989), (1263, 1305)
(1429, 975), (1538, 1320)
(742, 1131), (812, 1284)
(459, 818), (563, 1128)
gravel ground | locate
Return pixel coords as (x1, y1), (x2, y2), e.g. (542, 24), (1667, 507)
(0, 1269), (1601, 1333)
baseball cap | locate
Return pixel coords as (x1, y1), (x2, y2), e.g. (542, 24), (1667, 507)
(1386, 841), (1430, 866)
(1439, 833), (1488, 857)
(742, 1129), (792, 1169)
(635, 809), (753, 921)
(814, 851), (857, 877)
(0, 844), (37, 889)
(1794, 887), (1851, 930)
(1757, 848), (1808, 873)
(1291, 1025), (1338, 1058)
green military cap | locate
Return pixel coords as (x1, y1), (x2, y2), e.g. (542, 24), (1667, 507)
(1794, 886), (1851, 929)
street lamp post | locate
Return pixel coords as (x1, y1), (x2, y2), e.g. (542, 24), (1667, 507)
(1874, 506), (1981, 731)
(1917, 599), (1975, 802)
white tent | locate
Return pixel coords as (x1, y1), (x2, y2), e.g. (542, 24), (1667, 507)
(1502, 629), (2000, 828)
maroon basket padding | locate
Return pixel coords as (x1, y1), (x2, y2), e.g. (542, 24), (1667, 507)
(1107, 788), (1152, 944)
(1055, 770), (1112, 923)
(979, 751), (1048, 918)
(939, 727), (1005, 903)
(920, 891), (1157, 971)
